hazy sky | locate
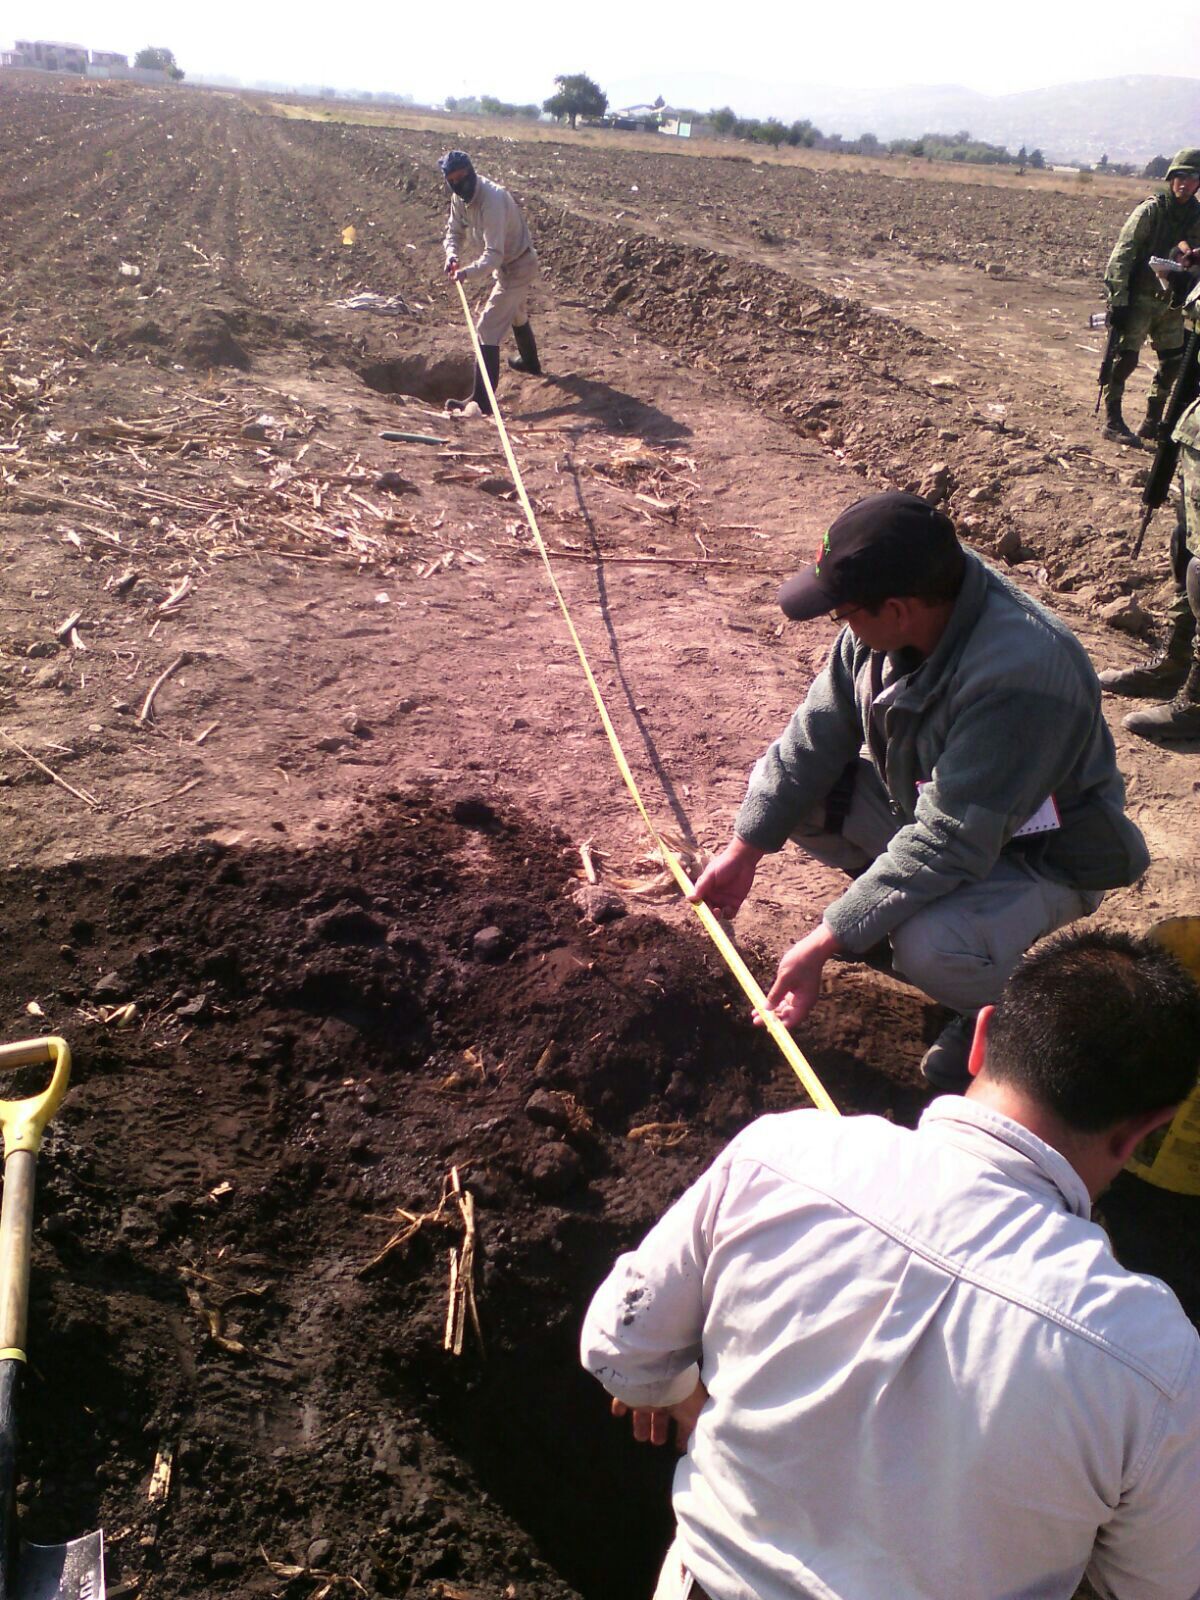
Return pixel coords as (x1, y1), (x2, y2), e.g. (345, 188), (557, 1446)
(8, 0), (1200, 103)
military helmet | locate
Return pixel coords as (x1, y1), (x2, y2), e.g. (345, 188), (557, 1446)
(1165, 148), (1200, 180)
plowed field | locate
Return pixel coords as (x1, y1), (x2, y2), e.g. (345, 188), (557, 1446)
(1, 73), (1197, 1600)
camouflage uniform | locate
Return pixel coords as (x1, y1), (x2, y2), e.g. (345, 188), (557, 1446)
(1101, 152), (1200, 439)
(1116, 278), (1200, 742)
(1170, 287), (1200, 645)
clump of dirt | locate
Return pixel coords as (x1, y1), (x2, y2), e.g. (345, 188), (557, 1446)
(177, 308), (251, 369)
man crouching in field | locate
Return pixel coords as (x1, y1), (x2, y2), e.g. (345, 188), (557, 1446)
(689, 491), (1148, 1090)
(582, 928), (1200, 1600)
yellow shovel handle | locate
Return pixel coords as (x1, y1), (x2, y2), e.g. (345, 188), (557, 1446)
(0, 1037), (71, 1158)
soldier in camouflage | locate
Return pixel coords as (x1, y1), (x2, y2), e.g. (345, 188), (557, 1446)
(1100, 149), (1200, 446)
(1103, 272), (1200, 742)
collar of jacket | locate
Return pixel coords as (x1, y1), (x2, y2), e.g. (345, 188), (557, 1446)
(875, 549), (990, 712)
(457, 175), (488, 211)
(1154, 190), (1200, 223)
(921, 1095), (1092, 1218)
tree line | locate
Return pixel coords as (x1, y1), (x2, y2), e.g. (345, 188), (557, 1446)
(411, 68), (1177, 179)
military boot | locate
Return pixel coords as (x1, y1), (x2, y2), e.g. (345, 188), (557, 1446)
(1102, 390), (1140, 446)
(1101, 350), (1141, 446)
(1098, 610), (1196, 698)
(1136, 393), (1165, 442)
(508, 321), (542, 376)
(1123, 663), (1200, 743)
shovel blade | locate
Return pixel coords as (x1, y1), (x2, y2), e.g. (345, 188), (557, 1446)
(15, 1531), (104, 1600)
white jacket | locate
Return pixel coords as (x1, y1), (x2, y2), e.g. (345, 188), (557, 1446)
(443, 175), (533, 280)
(581, 1101), (1200, 1600)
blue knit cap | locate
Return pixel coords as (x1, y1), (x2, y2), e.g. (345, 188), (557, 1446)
(439, 150), (474, 179)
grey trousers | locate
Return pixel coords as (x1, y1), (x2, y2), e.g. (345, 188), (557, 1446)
(792, 760), (1103, 1013)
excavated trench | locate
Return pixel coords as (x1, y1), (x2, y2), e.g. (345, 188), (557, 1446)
(358, 352), (473, 404)
(384, 1224), (680, 1600)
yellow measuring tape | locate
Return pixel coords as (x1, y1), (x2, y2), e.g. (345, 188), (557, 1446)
(454, 282), (838, 1116)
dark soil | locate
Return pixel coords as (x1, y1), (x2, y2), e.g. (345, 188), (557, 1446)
(2, 778), (936, 1600)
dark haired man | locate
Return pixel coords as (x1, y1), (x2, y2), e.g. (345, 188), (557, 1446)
(1100, 147), (1200, 445)
(690, 492), (1148, 1087)
(439, 150), (542, 416)
(582, 928), (1200, 1600)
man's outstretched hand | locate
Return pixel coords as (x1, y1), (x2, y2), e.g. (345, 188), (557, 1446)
(688, 838), (764, 918)
(761, 924), (842, 1028)
(444, 256), (460, 279)
(611, 1380), (708, 1451)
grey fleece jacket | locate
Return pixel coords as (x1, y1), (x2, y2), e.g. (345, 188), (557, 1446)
(735, 553), (1149, 953)
(443, 176), (534, 281)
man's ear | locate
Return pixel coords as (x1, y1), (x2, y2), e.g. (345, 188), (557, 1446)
(1110, 1104), (1180, 1168)
(968, 1006), (994, 1078)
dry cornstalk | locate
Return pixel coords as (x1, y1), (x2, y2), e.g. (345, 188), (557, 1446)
(525, 548), (752, 569)
(137, 652), (191, 725)
(460, 1188), (483, 1351)
(444, 1166), (482, 1356)
(158, 575), (192, 612)
(444, 1246), (463, 1355)
(628, 1121), (690, 1150)
(0, 731), (100, 809)
(358, 1198), (453, 1277)
(260, 1547), (368, 1597)
(121, 776), (202, 818)
(579, 839), (601, 884)
(147, 1443), (174, 1506)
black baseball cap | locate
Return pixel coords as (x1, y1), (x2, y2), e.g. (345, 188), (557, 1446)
(778, 492), (961, 621)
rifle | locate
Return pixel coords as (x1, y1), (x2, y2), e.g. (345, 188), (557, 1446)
(1131, 327), (1200, 559)
(1092, 310), (1121, 415)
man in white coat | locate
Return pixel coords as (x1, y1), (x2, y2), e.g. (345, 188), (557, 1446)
(582, 927), (1200, 1600)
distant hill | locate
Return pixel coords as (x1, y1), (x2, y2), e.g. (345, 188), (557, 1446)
(603, 73), (1198, 166)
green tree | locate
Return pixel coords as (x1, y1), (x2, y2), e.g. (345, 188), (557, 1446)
(135, 46), (184, 79)
(1143, 154), (1169, 178)
(480, 94), (541, 119)
(1028, 147), (1045, 169)
(710, 105), (738, 135)
(542, 73), (607, 128)
(755, 118), (787, 147)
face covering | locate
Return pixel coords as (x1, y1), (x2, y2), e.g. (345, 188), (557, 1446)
(448, 171), (477, 202)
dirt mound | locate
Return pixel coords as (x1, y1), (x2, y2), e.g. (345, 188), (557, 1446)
(177, 308), (252, 369)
